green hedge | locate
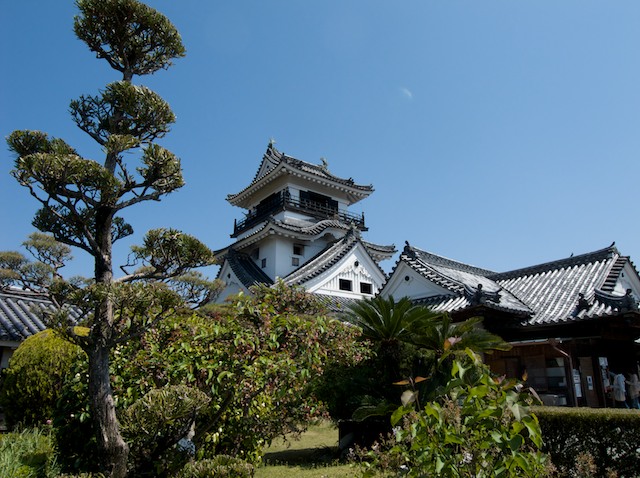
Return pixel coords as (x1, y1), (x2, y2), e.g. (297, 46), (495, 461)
(534, 406), (640, 477)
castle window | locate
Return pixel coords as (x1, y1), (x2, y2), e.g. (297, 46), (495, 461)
(293, 244), (304, 256)
(261, 258), (267, 268)
(360, 282), (372, 295)
(291, 257), (300, 266)
(339, 279), (352, 291)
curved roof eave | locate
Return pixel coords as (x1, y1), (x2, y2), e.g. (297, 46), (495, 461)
(213, 218), (355, 262)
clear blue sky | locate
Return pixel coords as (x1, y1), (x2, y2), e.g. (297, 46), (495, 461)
(2, 1), (640, 279)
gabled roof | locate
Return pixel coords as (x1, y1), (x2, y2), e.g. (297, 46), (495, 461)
(0, 288), (81, 343)
(392, 243), (530, 316)
(227, 143), (374, 208)
(387, 242), (640, 327)
(283, 228), (392, 287)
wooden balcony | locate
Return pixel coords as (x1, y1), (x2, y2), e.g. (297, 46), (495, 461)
(232, 192), (366, 237)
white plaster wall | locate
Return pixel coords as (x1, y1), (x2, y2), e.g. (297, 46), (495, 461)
(381, 262), (451, 300)
(273, 238), (297, 278)
(0, 345), (18, 369)
(613, 262), (640, 299)
(259, 237), (278, 279)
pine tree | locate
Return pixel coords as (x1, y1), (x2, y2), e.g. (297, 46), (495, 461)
(6, 1), (214, 476)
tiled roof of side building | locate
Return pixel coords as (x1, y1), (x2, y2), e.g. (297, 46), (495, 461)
(400, 243), (497, 295)
(227, 143), (374, 204)
(0, 288), (81, 343)
(396, 243), (531, 316)
(490, 245), (632, 325)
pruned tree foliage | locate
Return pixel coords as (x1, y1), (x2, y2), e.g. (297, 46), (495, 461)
(4, 1), (216, 476)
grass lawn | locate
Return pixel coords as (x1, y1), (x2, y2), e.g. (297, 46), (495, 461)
(256, 421), (357, 478)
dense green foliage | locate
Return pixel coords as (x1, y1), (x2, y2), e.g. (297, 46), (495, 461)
(354, 350), (551, 477)
(44, 283), (367, 475)
(535, 406), (640, 477)
(0, 329), (85, 428)
(110, 282), (367, 462)
(0, 427), (60, 478)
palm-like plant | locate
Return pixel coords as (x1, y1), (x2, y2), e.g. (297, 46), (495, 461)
(346, 295), (438, 346)
(346, 296), (511, 404)
(408, 314), (510, 358)
(347, 296), (443, 377)
(407, 314), (511, 400)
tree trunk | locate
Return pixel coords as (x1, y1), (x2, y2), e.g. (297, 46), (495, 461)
(90, 206), (129, 478)
(88, 341), (129, 478)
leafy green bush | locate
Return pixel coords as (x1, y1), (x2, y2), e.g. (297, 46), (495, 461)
(175, 455), (254, 478)
(354, 350), (553, 477)
(0, 427), (60, 478)
(0, 329), (85, 428)
(536, 406), (640, 477)
(52, 282), (367, 472)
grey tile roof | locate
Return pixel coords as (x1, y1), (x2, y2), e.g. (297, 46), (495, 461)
(489, 245), (633, 325)
(0, 289), (48, 342)
(397, 243), (531, 316)
(0, 288), (84, 343)
(315, 294), (360, 315)
(227, 143), (374, 206)
(395, 243), (640, 326)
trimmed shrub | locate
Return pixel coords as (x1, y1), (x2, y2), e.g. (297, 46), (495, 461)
(175, 455), (254, 478)
(121, 385), (210, 477)
(536, 406), (640, 477)
(0, 329), (85, 428)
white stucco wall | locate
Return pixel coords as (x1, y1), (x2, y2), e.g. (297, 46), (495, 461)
(380, 262), (451, 300)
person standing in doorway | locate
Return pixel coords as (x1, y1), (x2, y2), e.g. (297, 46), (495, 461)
(613, 372), (629, 408)
(626, 373), (640, 409)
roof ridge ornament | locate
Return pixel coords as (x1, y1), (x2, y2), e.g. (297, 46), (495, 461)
(571, 292), (593, 317)
(465, 283), (501, 305)
(594, 288), (639, 312)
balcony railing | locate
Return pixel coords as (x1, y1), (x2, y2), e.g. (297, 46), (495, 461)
(233, 192), (366, 236)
